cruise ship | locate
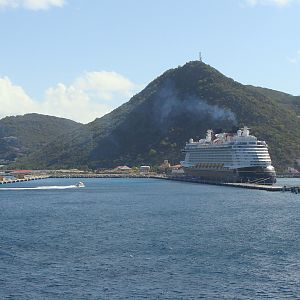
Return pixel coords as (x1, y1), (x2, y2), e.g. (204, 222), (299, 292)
(181, 127), (276, 185)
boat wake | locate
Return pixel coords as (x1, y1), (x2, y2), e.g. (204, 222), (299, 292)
(0, 184), (83, 191)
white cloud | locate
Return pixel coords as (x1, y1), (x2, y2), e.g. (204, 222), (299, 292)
(0, 0), (65, 10)
(0, 77), (38, 117)
(246, 0), (299, 6)
(73, 71), (139, 101)
(288, 50), (300, 64)
(0, 72), (142, 123)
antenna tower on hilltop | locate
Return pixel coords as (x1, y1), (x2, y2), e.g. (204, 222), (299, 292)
(199, 52), (202, 62)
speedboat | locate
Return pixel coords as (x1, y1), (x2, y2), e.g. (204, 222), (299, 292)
(75, 182), (85, 188)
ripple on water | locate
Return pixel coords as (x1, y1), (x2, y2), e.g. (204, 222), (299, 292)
(1, 178), (300, 299)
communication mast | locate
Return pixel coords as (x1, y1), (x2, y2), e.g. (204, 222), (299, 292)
(199, 52), (202, 62)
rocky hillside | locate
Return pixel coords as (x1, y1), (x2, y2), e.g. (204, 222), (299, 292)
(16, 61), (300, 171)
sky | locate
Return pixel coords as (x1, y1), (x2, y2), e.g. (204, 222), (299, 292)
(0, 0), (299, 123)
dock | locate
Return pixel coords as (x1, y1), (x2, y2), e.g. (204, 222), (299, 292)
(0, 175), (49, 185)
(223, 182), (283, 191)
(0, 173), (299, 193)
(152, 175), (299, 193)
(49, 174), (146, 179)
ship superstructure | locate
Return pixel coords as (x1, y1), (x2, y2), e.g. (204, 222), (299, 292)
(181, 127), (276, 184)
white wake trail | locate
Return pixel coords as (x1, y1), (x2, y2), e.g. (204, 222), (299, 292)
(0, 185), (79, 191)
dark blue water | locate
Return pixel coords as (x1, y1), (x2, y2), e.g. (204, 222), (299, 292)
(1, 178), (300, 299)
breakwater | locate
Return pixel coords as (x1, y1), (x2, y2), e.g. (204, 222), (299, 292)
(49, 174), (148, 179)
(152, 175), (300, 193)
(1, 173), (299, 193)
(0, 175), (49, 185)
(152, 175), (281, 191)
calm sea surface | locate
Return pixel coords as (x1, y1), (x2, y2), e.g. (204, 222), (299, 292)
(1, 177), (300, 299)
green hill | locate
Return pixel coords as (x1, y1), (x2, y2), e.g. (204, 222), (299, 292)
(16, 61), (300, 171)
(246, 85), (300, 116)
(0, 113), (82, 163)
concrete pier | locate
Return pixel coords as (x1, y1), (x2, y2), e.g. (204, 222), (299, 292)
(49, 174), (147, 179)
(0, 175), (49, 185)
(0, 173), (299, 193)
(151, 175), (292, 192)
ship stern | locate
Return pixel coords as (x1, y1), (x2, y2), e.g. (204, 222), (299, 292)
(236, 165), (276, 185)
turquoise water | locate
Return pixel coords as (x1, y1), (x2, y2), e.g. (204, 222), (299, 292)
(1, 178), (300, 299)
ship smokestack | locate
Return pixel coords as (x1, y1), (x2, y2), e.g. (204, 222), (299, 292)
(206, 130), (213, 142)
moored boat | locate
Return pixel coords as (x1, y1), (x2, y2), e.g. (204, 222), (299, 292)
(181, 127), (276, 185)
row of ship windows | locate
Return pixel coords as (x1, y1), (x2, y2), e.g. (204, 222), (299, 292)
(188, 159), (270, 163)
(186, 144), (267, 148)
(188, 155), (270, 159)
(234, 154), (269, 156)
(187, 148), (268, 153)
(187, 151), (269, 155)
(236, 144), (267, 146)
(233, 149), (269, 152)
(193, 162), (269, 168)
(188, 159), (271, 163)
(188, 156), (271, 159)
(188, 150), (269, 154)
(189, 155), (232, 158)
(187, 150), (269, 155)
(234, 154), (270, 157)
(233, 146), (267, 149)
(234, 151), (269, 154)
(189, 162), (271, 165)
(186, 153), (270, 158)
(187, 145), (267, 148)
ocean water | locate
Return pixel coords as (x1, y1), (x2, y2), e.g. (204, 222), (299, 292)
(1, 177), (300, 299)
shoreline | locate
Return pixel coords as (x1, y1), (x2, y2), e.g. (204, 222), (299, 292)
(1, 174), (300, 193)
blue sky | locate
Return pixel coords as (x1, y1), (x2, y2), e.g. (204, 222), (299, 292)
(0, 0), (299, 123)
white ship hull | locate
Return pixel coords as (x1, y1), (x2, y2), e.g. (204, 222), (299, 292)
(181, 127), (277, 185)
(183, 166), (276, 185)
